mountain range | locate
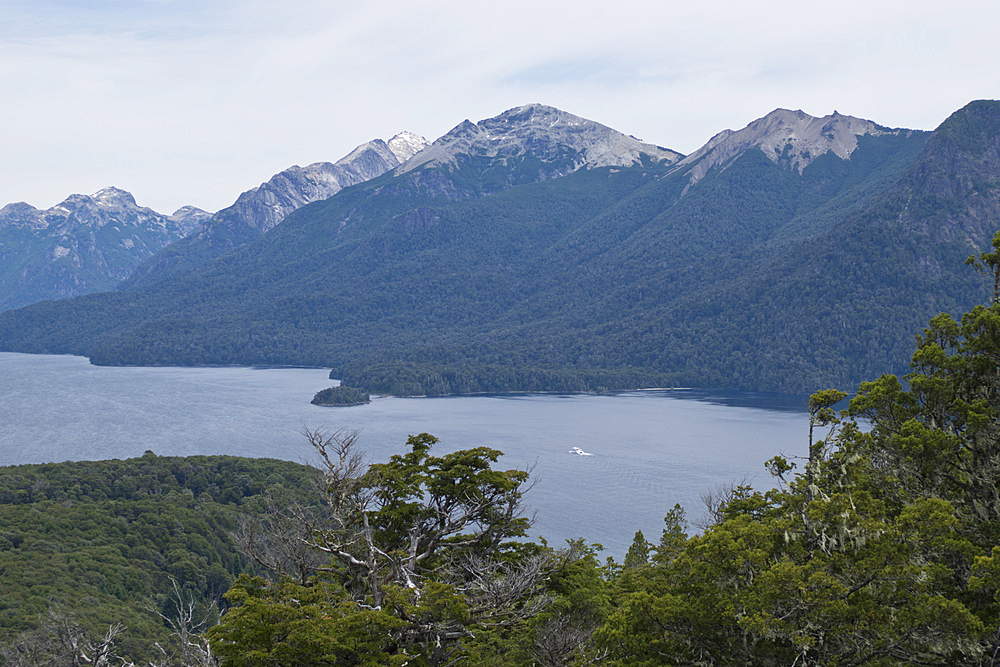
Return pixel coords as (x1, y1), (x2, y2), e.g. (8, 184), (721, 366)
(0, 132), (430, 309)
(0, 188), (207, 311)
(0, 100), (997, 395)
(122, 130), (429, 289)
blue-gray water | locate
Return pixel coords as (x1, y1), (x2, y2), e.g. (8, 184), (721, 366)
(0, 352), (809, 557)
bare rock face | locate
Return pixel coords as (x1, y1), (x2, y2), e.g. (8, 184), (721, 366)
(218, 132), (431, 234)
(677, 109), (906, 186)
(0, 188), (203, 310)
(400, 104), (683, 178)
(168, 206), (214, 234)
(387, 131), (428, 163)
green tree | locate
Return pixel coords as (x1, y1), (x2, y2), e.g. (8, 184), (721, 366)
(217, 430), (550, 666)
(849, 303), (1000, 549)
(966, 230), (1000, 304)
(462, 540), (612, 667)
(623, 531), (651, 569)
(595, 380), (987, 665)
(596, 437), (984, 664)
(208, 576), (404, 667)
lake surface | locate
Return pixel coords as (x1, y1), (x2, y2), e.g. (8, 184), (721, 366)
(0, 352), (809, 557)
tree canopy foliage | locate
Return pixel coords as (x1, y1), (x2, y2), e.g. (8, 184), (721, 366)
(0, 454), (316, 663)
(310, 385), (370, 406)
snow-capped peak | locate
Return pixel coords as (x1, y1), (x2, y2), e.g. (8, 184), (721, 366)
(387, 131), (430, 163)
(678, 108), (900, 185)
(92, 186), (138, 208)
(0, 201), (40, 217)
(399, 103), (682, 176)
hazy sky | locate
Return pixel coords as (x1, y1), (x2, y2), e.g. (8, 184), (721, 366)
(2, 0), (998, 214)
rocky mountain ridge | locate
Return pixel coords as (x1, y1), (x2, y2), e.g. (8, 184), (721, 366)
(0, 103), (928, 315)
(0, 100), (978, 399)
(124, 106), (688, 289)
(401, 103), (683, 177)
(676, 108), (903, 186)
(0, 187), (207, 235)
(123, 131), (430, 289)
(0, 187), (207, 311)
(4, 100), (995, 399)
(220, 131), (429, 235)
(166, 205), (215, 230)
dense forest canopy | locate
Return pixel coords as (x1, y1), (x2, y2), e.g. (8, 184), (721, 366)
(310, 385), (371, 406)
(0, 454), (317, 664)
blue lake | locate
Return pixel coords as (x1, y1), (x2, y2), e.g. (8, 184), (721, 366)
(0, 352), (809, 557)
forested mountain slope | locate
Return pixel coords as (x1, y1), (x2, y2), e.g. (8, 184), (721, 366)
(652, 99), (1000, 392)
(122, 131), (429, 289)
(1, 102), (996, 395)
(0, 104), (683, 366)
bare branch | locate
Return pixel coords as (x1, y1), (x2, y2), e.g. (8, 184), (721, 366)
(695, 477), (752, 530)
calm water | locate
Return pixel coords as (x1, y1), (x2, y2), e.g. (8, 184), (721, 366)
(0, 352), (809, 557)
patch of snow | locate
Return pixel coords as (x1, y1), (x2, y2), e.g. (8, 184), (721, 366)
(50, 245), (70, 260)
(388, 131), (430, 163)
(92, 186), (137, 208)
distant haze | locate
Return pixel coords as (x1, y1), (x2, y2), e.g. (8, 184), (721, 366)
(1, 0), (998, 214)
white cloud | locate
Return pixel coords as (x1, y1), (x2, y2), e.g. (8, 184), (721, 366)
(0, 0), (998, 213)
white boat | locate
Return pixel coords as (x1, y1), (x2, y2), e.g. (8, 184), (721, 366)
(568, 446), (594, 456)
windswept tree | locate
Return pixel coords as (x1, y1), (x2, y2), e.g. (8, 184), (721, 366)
(213, 430), (552, 666)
